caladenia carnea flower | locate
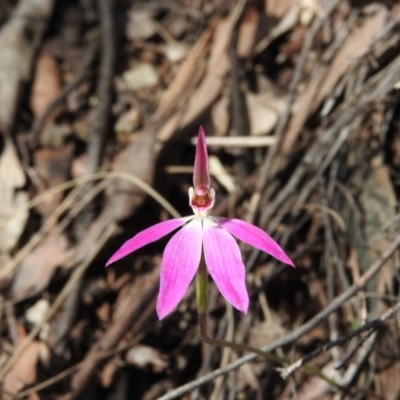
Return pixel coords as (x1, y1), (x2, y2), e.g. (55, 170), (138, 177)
(106, 127), (294, 320)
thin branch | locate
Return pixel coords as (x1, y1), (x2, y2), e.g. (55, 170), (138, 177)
(279, 300), (400, 378)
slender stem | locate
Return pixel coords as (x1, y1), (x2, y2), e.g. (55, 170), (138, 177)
(199, 311), (287, 364)
(196, 256), (208, 315)
(195, 257), (339, 389)
(196, 257), (286, 362)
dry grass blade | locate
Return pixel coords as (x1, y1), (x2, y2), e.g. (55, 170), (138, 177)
(0, 171), (180, 282)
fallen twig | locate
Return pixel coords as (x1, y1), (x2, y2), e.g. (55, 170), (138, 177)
(278, 300), (400, 378)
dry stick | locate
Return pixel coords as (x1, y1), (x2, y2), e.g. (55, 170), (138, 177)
(279, 300), (400, 378)
(0, 223), (117, 381)
(64, 9), (114, 347)
(210, 305), (235, 400)
(85, 0), (114, 175)
(326, 173), (352, 291)
(339, 330), (377, 389)
(65, 0), (145, 344)
(156, 233), (400, 400)
(322, 202), (340, 366)
(76, 0), (115, 232)
(335, 334), (370, 371)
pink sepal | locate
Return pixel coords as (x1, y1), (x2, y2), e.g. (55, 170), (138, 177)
(157, 218), (203, 319)
(214, 218), (295, 267)
(106, 217), (192, 267)
(203, 218), (249, 314)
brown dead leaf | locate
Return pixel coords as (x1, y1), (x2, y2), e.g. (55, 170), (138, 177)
(126, 9), (156, 40)
(246, 92), (279, 135)
(211, 96), (229, 136)
(30, 51), (63, 119)
(122, 63), (159, 91)
(126, 345), (168, 373)
(357, 157), (396, 309)
(0, 138), (28, 254)
(96, 302), (111, 324)
(100, 357), (119, 388)
(33, 143), (74, 218)
(112, 268), (159, 323)
(266, 0), (296, 19)
(237, 363), (260, 392)
(255, 2), (301, 54)
(249, 319), (288, 348)
(375, 362), (400, 400)
(0, 0), (54, 129)
(3, 340), (40, 398)
(237, 6), (259, 58)
(282, 67), (325, 156)
(182, 73), (224, 126)
(11, 234), (72, 297)
(105, 123), (160, 222)
(374, 325), (400, 400)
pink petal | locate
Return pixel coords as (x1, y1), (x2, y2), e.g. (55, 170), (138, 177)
(202, 218), (249, 314)
(214, 218), (294, 267)
(193, 126), (210, 188)
(106, 217), (192, 267)
(157, 218), (203, 319)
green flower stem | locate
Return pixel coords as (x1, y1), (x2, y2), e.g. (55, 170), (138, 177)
(195, 257), (340, 390)
(196, 256), (208, 315)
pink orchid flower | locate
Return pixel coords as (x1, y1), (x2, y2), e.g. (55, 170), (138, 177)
(106, 127), (294, 320)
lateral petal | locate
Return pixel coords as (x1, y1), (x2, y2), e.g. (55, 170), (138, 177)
(106, 217), (192, 267)
(203, 218), (249, 314)
(156, 218), (203, 320)
(215, 218), (294, 267)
